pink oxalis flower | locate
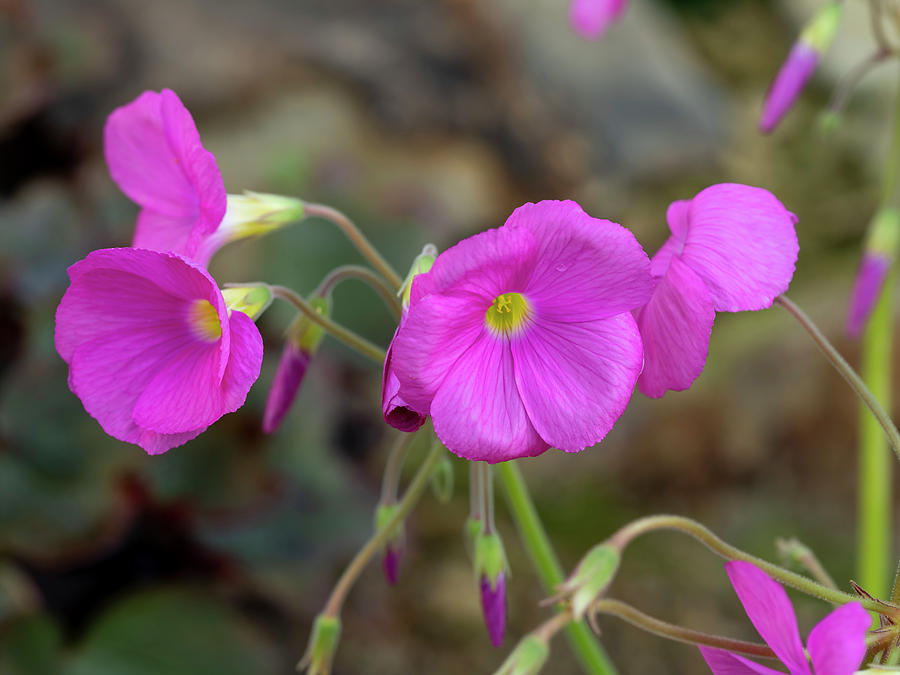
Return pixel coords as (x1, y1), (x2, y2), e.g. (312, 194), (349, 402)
(569, 0), (627, 40)
(636, 183), (799, 398)
(104, 89), (226, 263)
(700, 561), (869, 675)
(55, 248), (263, 454)
(389, 200), (653, 463)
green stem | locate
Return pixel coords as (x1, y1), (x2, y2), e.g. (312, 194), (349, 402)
(858, 269), (895, 599)
(775, 295), (900, 463)
(496, 462), (618, 675)
(304, 202), (404, 291)
(607, 515), (892, 616)
(380, 433), (415, 505)
(323, 438), (442, 617)
(271, 285), (386, 364)
(316, 264), (403, 320)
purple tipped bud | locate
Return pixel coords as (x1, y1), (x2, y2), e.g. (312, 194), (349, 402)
(847, 253), (891, 338)
(383, 543), (402, 586)
(480, 572), (507, 648)
(759, 2), (841, 134)
(759, 43), (818, 134)
(569, 0), (627, 40)
(262, 341), (311, 433)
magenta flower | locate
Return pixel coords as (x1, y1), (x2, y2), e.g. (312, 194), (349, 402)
(759, 3), (842, 134)
(382, 325), (428, 433)
(700, 561), (869, 675)
(104, 89), (226, 262)
(55, 248), (263, 454)
(636, 184), (798, 398)
(390, 200), (653, 463)
(569, 0), (627, 40)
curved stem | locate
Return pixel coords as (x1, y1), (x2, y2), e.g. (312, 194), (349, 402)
(323, 438), (443, 617)
(534, 608), (575, 643)
(775, 295), (900, 463)
(828, 49), (891, 116)
(316, 264), (402, 320)
(591, 599), (776, 659)
(496, 462), (618, 675)
(380, 433), (415, 505)
(607, 515), (892, 615)
(271, 285), (386, 364)
(304, 203), (403, 291)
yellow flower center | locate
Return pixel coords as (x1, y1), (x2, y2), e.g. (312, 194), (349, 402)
(187, 299), (222, 342)
(485, 292), (531, 335)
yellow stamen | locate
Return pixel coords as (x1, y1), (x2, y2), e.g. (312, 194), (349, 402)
(187, 299), (222, 342)
(485, 292), (531, 335)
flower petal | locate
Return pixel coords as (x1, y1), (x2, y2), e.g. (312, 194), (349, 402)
(725, 561), (810, 675)
(429, 331), (547, 462)
(635, 256), (715, 398)
(511, 313), (642, 451)
(806, 603), (869, 675)
(219, 309), (264, 414)
(699, 647), (788, 675)
(382, 335), (427, 433)
(679, 184), (799, 312)
(505, 200), (653, 320)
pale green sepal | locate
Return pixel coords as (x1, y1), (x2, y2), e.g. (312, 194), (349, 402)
(475, 532), (508, 588)
(374, 503), (404, 546)
(287, 296), (330, 353)
(493, 635), (550, 675)
(399, 244), (438, 310)
(297, 614), (341, 674)
(464, 516), (483, 561)
(865, 208), (900, 259)
(430, 454), (454, 504)
(224, 191), (306, 238)
(561, 544), (620, 620)
(222, 285), (273, 321)
(799, 2), (842, 54)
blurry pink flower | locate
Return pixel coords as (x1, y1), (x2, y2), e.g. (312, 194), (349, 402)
(700, 561), (868, 675)
(569, 0), (626, 40)
(55, 248), (263, 454)
(104, 89), (226, 263)
(759, 3), (842, 134)
(846, 207), (899, 337)
(391, 200), (653, 463)
(636, 184), (798, 398)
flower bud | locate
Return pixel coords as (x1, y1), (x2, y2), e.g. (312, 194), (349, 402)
(759, 2), (842, 134)
(297, 614), (341, 675)
(557, 543), (620, 620)
(262, 296), (329, 433)
(847, 208), (900, 338)
(221, 285), (273, 320)
(475, 531), (509, 647)
(375, 503), (405, 586)
(398, 244), (437, 312)
(493, 635), (550, 675)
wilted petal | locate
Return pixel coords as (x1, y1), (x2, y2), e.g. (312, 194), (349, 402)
(725, 561), (810, 675)
(636, 256), (715, 398)
(699, 647), (788, 675)
(806, 602), (869, 675)
(678, 184), (799, 312)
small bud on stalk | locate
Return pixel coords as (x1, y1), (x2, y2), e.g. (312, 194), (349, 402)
(375, 503), (405, 586)
(297, 614), (341, 675)
(493, 635), (550, 675)
(475, 531), (509, 647)
(555, 543), (620, 620)
(847, 208), (900, 338)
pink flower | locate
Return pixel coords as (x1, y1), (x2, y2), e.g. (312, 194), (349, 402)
(382, 324), (428, 433)
(104, 89), (226, 263)
(636, 184), (798, 398)
(55, 248), (263, 454)
(390, 200), (653, 463)
(700, 561), (869, 675)
(569, 0), (627, 40)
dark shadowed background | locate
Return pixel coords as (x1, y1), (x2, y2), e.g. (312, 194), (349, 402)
(0, 0), (894, 672)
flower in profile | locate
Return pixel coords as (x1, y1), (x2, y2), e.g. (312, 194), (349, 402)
(262, 297), (329, 434)
(636, 183), (798, 398)
(700, 561), (868, 675)
(391, 200), (653, 463)
(55, 248), (263, 454)
(569, 0), (626, 40)
(104, 89), (226, 262)
(847, 207), (900, 338)
(759, 2), (842, 134)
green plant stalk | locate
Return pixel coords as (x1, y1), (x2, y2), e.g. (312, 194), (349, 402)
(496, 462), (618, 675)
(858, 268), (895, 600)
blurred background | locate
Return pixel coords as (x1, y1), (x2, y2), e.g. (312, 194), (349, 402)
(0, 0), (896, 672)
